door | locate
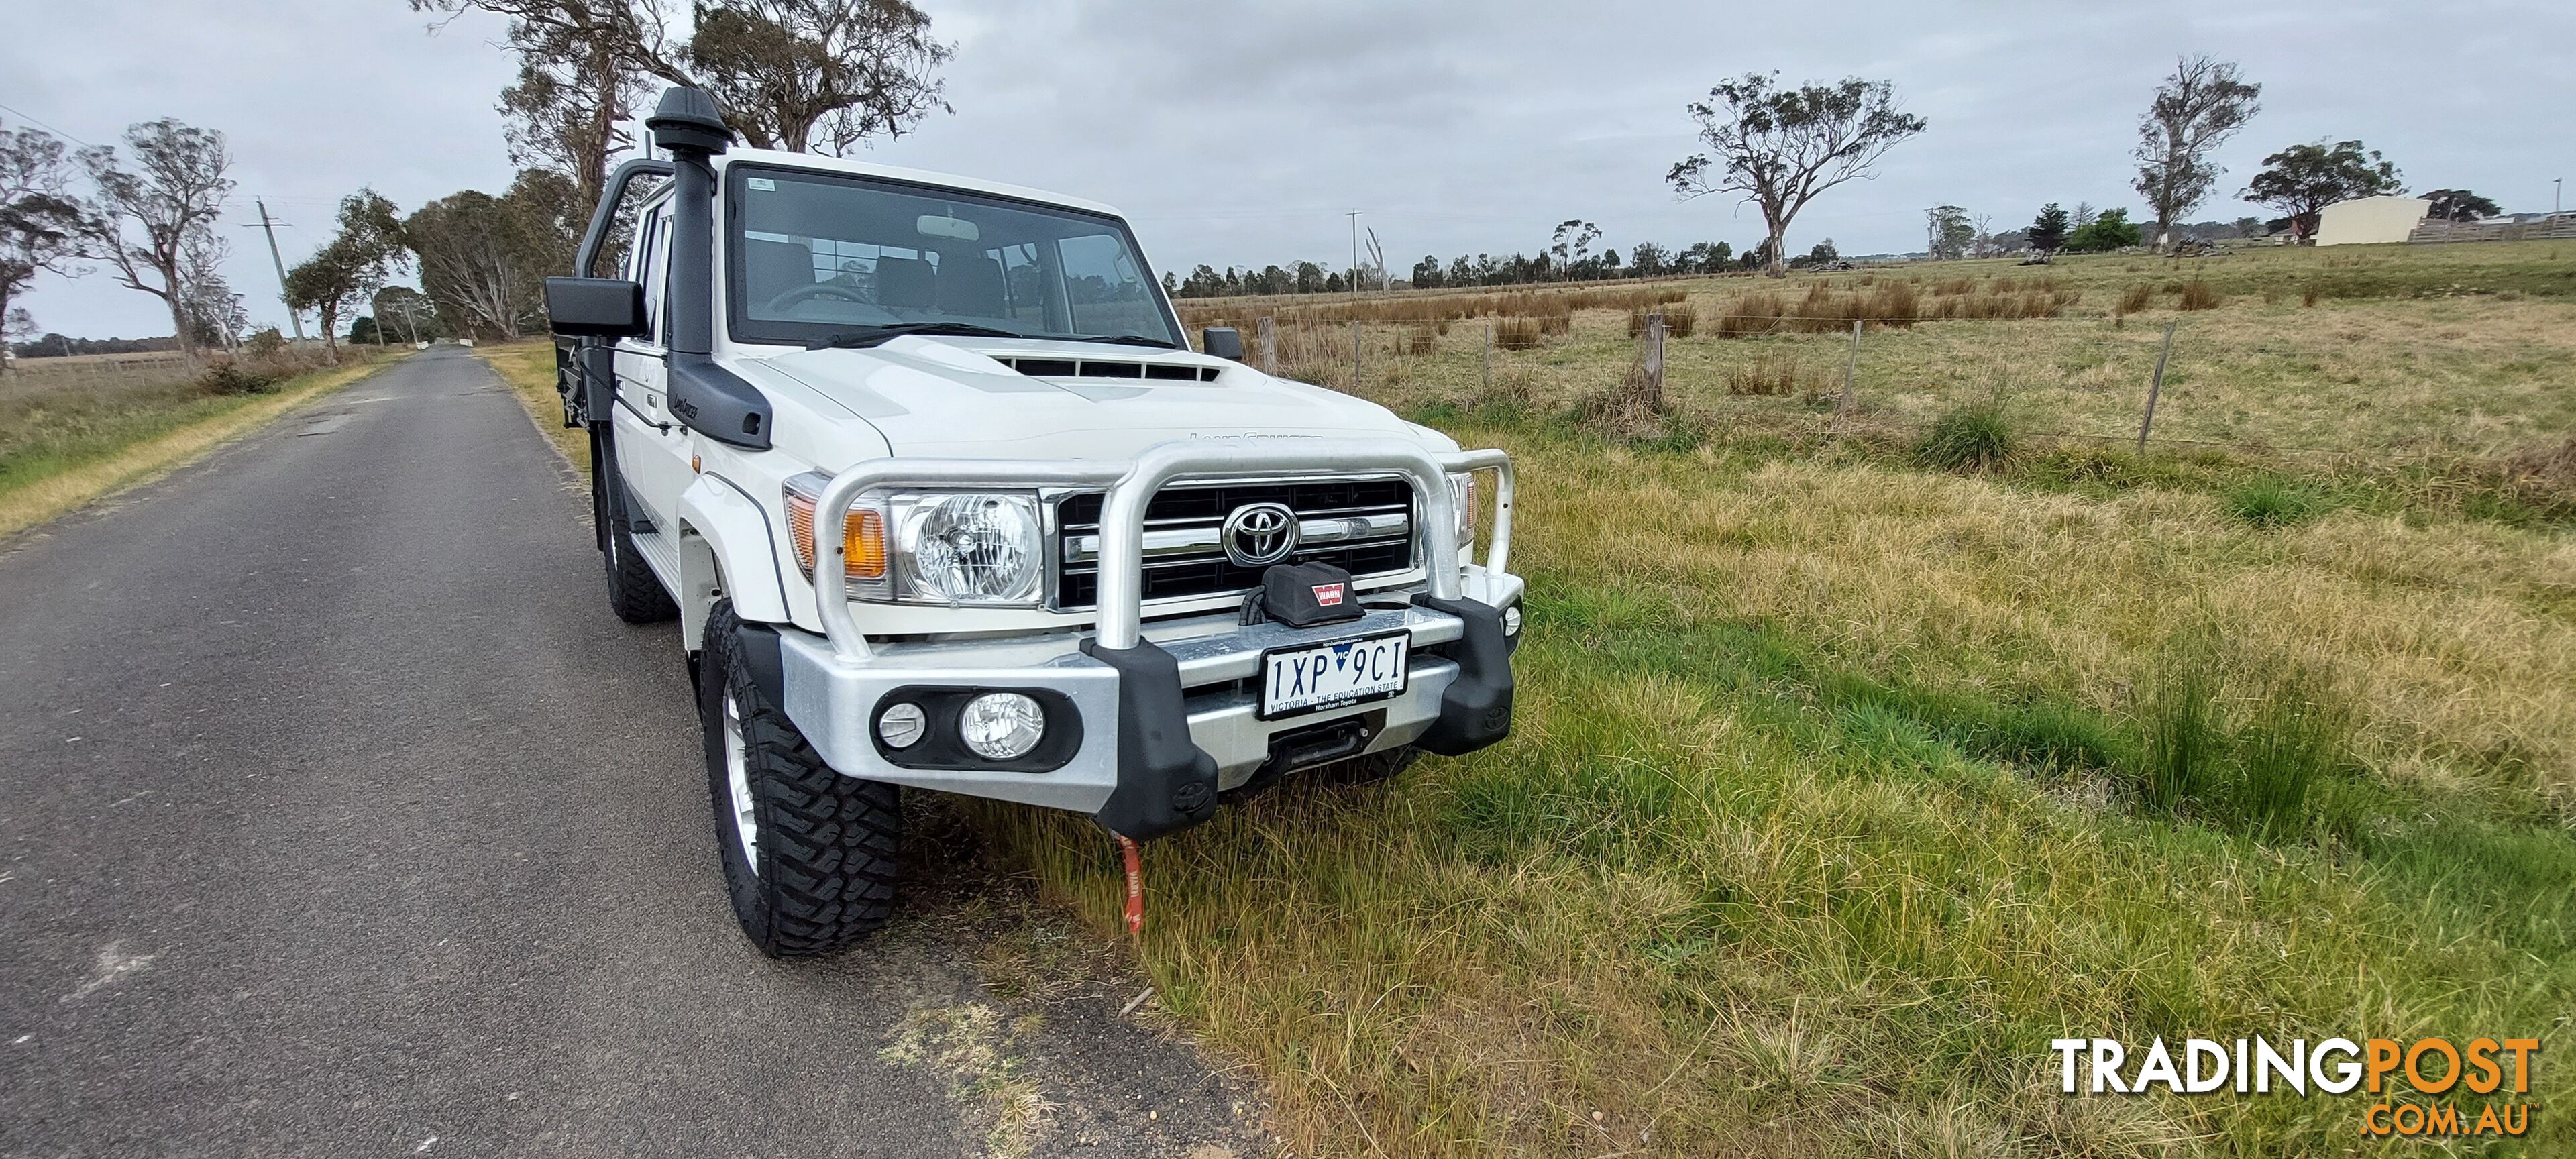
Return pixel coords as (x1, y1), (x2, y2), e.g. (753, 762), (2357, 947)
(610, 203), (694, 549)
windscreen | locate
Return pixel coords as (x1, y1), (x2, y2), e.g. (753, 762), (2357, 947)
(725, 165), (1181, 348)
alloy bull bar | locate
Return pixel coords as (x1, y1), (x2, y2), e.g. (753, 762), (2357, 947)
(779, 437), (1517, 840)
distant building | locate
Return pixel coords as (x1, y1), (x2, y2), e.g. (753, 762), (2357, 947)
(2316, 195), (2432, 246)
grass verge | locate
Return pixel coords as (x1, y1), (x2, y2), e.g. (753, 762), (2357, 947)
(0, 353), (406, 541)
(476, 341), (590, 476)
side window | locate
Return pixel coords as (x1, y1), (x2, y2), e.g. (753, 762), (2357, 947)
(1057, 233), (1159, 337)
(638, 207), (672, 347)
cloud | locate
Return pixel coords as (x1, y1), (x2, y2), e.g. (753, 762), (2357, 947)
(10, 0), (2571, 338)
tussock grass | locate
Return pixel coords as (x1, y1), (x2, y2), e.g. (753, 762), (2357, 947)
(1915, 398), (2019, 471)
(0, 352), (403, 541)
(2222, 476), (2328, 527)
(1725, 351), (1815, 396)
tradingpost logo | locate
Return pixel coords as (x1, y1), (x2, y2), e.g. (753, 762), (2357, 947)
(2049, 1036), (2540, 1138)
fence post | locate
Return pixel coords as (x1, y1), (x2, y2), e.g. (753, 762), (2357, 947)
(2137, 319), (2178, 455)
(1836, 318), (1862, 426)
(1642, 311), (1666, 410)
(1258, 315), (1277, 376)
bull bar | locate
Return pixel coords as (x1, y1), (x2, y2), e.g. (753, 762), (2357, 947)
(773, 437), (1518, 840)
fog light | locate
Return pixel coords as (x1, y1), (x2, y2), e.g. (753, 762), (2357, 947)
(1501, 603), (1523, 637)
(960, 692), (1044, 761)
(877, 702), (927, 749)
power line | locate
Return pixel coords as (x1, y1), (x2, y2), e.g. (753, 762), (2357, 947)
(0, 99), (94, 148)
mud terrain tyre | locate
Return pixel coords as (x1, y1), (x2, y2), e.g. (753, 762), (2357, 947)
(700, 601), (901, 956)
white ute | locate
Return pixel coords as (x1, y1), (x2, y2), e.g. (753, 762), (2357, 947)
(545, 88), (1523, 957)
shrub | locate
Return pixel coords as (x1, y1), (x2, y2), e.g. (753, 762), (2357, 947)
(1914, 399), (2017, 471)
(2117, 284), (2155, 314)
(2301, 282), (2322, 307)
(1494, 317), (1542, 351)
(2224, 477), (2326, 527)
(1664, 304), (1697, 338)
(2176, 278), (2222, 311)
(1537, 313), (1570, 337)
(197, 360), (283, 396)
(1404, 327), (1437, 356)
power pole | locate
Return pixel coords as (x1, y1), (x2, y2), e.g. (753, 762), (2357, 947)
(1346, 210), (1361, 302)
(244, 199), (307, 341)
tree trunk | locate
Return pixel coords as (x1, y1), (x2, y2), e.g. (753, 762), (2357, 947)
(578, 37), (617, 216)
(1764, 222), (1788, 279)
(162, 288), (197, 361)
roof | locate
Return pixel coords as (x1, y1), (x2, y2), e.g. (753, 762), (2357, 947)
(712, 146), (1128, 221)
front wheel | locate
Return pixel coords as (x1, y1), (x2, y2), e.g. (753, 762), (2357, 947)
(700, 601), (901, 956)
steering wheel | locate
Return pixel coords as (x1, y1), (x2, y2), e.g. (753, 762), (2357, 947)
(765, 282), (871, 313)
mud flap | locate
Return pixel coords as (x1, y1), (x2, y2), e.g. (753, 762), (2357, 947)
(1079, 638), (1220, 842)
(1411, 592), (1514, 755)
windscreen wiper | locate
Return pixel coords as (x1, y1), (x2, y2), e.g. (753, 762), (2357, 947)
(805, 323), (1024, 350)
(1069, 333), (1184, 350)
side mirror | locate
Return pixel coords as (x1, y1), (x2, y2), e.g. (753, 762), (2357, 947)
(1200, 326), (1244, 361)
(545, 276), (649, 338)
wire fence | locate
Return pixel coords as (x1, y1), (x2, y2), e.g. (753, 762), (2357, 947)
(1213, 310), (2416, 461)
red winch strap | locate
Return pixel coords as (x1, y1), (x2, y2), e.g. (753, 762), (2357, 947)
(1115, 834), (1144, 936)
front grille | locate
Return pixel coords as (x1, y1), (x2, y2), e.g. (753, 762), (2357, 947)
(1053, 478), (1416, 610)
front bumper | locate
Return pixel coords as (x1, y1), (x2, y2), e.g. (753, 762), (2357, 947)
(771, 435), (1521, 840)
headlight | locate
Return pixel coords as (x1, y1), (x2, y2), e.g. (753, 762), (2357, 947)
(786, 476), (1042, 606)
(1448, 472), (1477, 549)
(895, 492), (1043, 605)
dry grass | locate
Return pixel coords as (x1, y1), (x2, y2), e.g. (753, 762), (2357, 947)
(1725, 351), (1817, 397)
(0, 351), (404, 541)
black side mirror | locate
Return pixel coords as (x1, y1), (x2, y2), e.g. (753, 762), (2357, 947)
(1201, 326), (1244, 361)
(545, 276), (649, 338)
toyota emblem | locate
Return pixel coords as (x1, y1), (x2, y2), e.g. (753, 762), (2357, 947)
(1220, 502), (1300, 567)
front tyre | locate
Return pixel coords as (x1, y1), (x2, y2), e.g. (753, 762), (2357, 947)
(700, 601), (900, 956)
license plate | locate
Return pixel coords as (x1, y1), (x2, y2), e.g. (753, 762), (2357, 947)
(1259, 630), (1409, 719)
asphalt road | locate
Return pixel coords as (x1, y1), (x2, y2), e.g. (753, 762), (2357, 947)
(0, 347), (1255, 1158)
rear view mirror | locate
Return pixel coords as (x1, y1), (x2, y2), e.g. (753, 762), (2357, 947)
(545, 276), (649, 338)
(916, 214), (980, 243)
(1201, 327), (1244, 361)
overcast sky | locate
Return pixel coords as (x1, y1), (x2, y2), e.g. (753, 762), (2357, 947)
(9, 0), (2571, 339)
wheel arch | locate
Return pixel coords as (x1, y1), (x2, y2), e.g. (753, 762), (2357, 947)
(676, 473), (793, 647)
